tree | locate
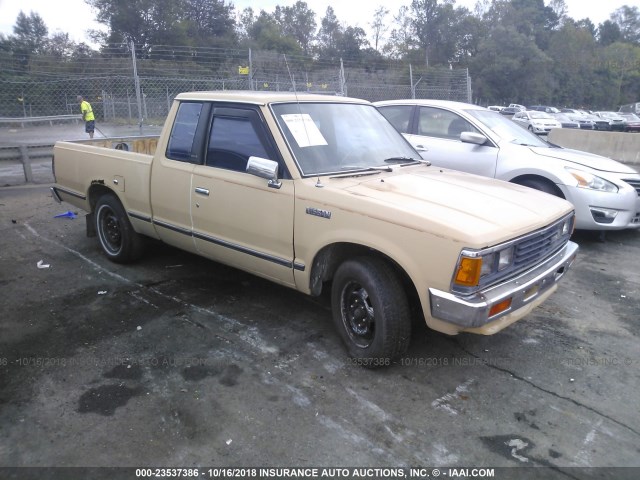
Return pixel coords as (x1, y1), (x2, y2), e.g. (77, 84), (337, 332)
(86, 0), (237, 53)
(547, 22), (598, 106)
(12, 11), (49, 55)
(600, 42), (640, 105)
(316, 6), (341, 60)
(410, 0), (473, 67)
(471, 24), (552, 104)
(274, 1), (316, 55)
(242, 10), (302, 55)
(337, 26), (370, 61)
(182, 0), (236, 47)
(383, 6), (417, 59)
(610, 6), (640, 45)
(598, 20), (622, 47)
(370, 6), (389, 52)
(45, 33), (77, 58)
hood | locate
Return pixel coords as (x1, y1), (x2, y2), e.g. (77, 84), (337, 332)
(336, 168), (573, 247)
(529, 147), (638, 174)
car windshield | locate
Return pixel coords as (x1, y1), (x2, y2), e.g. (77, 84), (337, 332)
(621, 113), (640, 121)
(554, 113), (574, 122)
(271, 102), (420, 176)
(530, 112), (551, 119)
(466, 109), (550, 147)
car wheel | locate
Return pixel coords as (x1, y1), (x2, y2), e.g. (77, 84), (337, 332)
(528, 125), (534, 132)
(331, 257), (411, 367)
(514, 177), (564, 198)
(95, 193), (144, 263)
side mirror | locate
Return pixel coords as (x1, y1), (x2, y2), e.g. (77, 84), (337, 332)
(460, 132), (488, 146)
(246, 156), (282, 189)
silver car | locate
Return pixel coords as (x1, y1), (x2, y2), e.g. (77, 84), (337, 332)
(375, 99), (640, 231)
(511, 110), (562, 135)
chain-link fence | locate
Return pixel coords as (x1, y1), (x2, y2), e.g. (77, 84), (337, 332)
(0, 46), (471, 124)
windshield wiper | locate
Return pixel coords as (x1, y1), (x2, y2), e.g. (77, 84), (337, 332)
(340, 165), (392, 172)
(383, 156), (431, 166)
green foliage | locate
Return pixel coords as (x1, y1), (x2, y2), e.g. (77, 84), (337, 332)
(1, 0), (639, 109)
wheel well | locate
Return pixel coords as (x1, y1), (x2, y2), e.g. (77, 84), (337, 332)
(510, 174), (565, 198)
(309, 243), (420, 308)
(88, 184), (117, 211)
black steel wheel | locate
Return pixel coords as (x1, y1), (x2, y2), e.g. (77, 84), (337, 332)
(95, 193), (143, 263)
(331, 257), (411, 367)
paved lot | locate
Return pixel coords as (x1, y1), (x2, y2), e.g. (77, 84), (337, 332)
(1, 125), (640, 478)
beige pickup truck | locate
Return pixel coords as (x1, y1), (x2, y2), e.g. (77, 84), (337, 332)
(52, 91), (579, 366)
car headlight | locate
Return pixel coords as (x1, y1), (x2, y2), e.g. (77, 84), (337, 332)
(565, 168), (618, 193)
(454, 245), (515, 289)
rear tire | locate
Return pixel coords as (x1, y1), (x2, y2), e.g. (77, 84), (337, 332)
(95, 193), (144, 263)
(331, 257), (411, 367)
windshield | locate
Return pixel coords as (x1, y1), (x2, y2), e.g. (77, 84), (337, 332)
(465, 109), (550, 147)
(530, 112), (551, 119)
(271, 102), (419, 176)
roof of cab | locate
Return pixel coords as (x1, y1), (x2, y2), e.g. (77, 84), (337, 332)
(175, 90), (370, 105)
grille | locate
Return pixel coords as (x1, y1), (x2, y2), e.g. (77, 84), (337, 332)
(514, 221), (566, 268)
(623, 178), (640, 196)
(460, 214), (573, 295)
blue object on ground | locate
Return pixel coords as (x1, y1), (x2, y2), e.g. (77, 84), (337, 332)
(54, 211), (77, 219)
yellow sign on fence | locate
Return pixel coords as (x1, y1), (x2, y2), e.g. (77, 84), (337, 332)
(238, 66), (249, 75)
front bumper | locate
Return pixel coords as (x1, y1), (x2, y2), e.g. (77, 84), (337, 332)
(562, 182), (640, 230)
(429, 241), (578, 329)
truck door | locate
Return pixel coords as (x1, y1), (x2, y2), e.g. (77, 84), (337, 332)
(190, 106), (296, 287)
(150, 101), (210, 252)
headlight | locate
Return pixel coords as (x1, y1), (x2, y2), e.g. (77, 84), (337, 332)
(454, 245), (515, 289)
(565, 168), (618, 193)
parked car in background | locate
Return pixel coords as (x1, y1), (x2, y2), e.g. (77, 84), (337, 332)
(561, 109), (609, 130)
(499, 106), (522, 116)
(593, 111), (627, 131)
(528, 105), (561, 114)
(618, 102), (640, 115)
(618, 112), (640, 132)
(375, 99), (640, 231)
(511, 110), (561, 135)
(552, 113), (580, 129)
(487, 105), (505, 112)
(508, 103), (527, 111)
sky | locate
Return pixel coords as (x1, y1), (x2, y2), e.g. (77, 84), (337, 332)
(0, 0), (634, 46)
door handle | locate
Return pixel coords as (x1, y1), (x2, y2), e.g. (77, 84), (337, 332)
(194, 187), (210, 196)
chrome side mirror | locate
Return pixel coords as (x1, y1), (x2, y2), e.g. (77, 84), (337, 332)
(246, 156), (282, 189)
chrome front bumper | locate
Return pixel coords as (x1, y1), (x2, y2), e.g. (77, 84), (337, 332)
(429, 241), (579, 328)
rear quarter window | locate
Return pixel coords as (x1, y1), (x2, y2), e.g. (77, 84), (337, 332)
(166, 102), (203, 163)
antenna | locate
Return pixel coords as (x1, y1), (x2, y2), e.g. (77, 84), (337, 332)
(284, 54), (324, 188)
(283, 54), (297, 97)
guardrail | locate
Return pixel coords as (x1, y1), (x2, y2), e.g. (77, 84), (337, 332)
(0, 144), (54, 183)
(548, 129), (640, 166)
(0, 136), (160, 185)
(0, 114), (81, 128)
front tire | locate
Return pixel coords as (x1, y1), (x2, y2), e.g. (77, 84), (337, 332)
(514, 177), (563, 198)
(331, 257), (411, 367)
(95, 193), (144, 263)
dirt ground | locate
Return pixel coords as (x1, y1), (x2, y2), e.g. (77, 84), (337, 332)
(0, 126), (640, 479)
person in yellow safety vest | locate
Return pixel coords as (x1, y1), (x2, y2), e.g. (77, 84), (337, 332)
(77, 95), (95, 138)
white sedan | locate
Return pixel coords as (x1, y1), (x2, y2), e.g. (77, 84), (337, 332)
(375, 99), (640, 231)
(511, 110), (561, 135)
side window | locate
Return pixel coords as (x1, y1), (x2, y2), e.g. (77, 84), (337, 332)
(206, 114), (272, 172)
(166, 102), (203, 162)
(418, 106), (478, 140)
(378, 105), (413, 133)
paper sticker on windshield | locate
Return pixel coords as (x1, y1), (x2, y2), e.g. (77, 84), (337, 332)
(281, 114), (328, 147)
